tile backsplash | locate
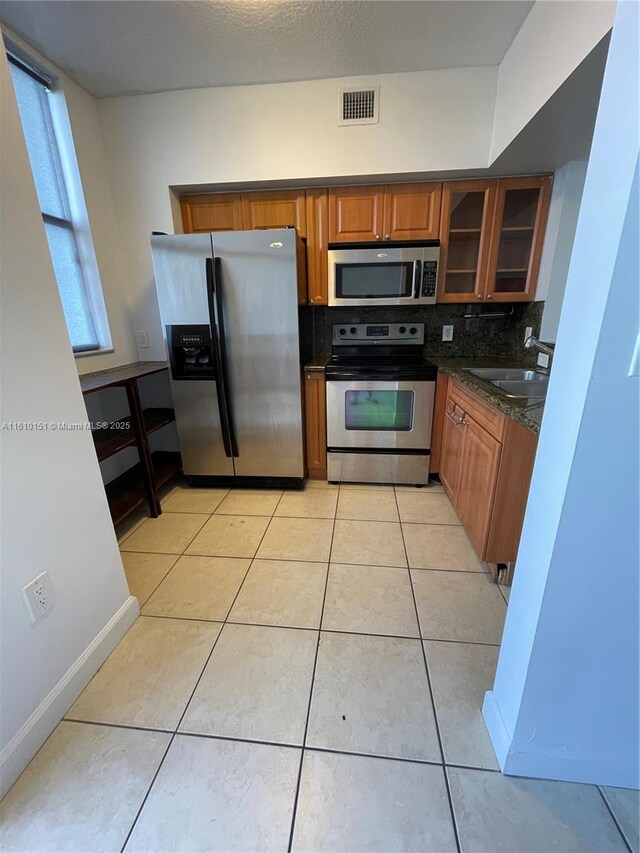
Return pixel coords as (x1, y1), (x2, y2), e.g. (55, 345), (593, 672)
(311, 301), (544, 364)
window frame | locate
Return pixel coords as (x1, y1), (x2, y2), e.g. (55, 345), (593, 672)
(6, 40), (113, 356)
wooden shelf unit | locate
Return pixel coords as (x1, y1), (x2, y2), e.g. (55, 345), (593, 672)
(92, 407), (175, 462)
(80, 362), (181, 525)
(105, 451), (181, 526)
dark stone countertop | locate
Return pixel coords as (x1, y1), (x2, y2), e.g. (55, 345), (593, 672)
(429, 357), (544, 434)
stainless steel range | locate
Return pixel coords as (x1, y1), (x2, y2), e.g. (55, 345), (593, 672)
(326, 323), (437, 485)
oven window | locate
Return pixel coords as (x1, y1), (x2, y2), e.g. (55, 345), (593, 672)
(336, 263), (414, 299)
(345, 390), (414, 430)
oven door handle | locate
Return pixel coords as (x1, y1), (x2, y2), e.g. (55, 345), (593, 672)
(413, 260), (422, 299)
(327, 372), (408, 381)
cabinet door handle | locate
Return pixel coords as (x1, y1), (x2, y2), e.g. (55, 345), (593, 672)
(486, 294), (493, 300)
(446, 410), (465, 426)
(375, 234), (381, 240)
(384, 234), (391, 240)
(477, 293), (484, 299)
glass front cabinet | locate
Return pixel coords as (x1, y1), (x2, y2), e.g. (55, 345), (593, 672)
(438, 176), (552, 303)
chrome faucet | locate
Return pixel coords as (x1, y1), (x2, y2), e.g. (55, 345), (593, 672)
(524, 335), (555, 356)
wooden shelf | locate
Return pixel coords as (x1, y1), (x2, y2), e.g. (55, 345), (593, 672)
(449, 228), (482, 234)
(80, 361), (169, 395)
(447, 268), (478, 274)
(501, 225), (534, 232)
(496, 268), (528, 274)
(93, 407), (175, 462)
(81, 361), (177, 523)
(105, 451), (181, 526)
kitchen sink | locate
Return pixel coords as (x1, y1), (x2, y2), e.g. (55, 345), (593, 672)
(491, 379), (549, 397)
(463, 367), (549, 399)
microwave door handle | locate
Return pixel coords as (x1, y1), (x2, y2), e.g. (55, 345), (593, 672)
(413, 260), (422, 299)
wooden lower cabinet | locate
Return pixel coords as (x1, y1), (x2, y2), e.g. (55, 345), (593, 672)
(304, 371), (326, 479)
(433, 376), (537, 565)
(456, 417), (501, 556)
(439, 398), (465, 497)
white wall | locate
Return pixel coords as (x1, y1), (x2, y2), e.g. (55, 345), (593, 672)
(536, 159), (588, 338)
(98, 66), (497, 360)
(483, 0), (639, 788)
(1, 28), (138, 375)
(0, 49), (138, 798)
(490, 1), (615, 161)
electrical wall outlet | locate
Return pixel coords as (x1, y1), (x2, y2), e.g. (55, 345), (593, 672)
(537, 353), (550, 369)
(442, 324), (454, 342)
(524, 326), (533, 344)
(135, 329), (150, 349)
(23, 571), (55, 624)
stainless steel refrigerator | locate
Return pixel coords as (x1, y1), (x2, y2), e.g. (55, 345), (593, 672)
(150, 229), (305, 486)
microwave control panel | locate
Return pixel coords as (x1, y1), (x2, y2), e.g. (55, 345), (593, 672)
(421, 261), (438, 298)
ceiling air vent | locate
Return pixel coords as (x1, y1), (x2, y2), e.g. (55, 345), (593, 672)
(338, 86), (379, 126)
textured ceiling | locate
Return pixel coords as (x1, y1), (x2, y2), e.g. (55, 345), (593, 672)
(0, 0), (533, 97)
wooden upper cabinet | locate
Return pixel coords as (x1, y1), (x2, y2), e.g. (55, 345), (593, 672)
(484, 175), (552, 303)
(383, 183), (442, 240)
(181, 193), (244, 233)
(328, 185), (385, 243)
(241, 190), (307, 238)
(437, 175), (551, 303)
(438, 180), (497, 304)
(329, 183), (442, 243)
(305, 188), (329, 305)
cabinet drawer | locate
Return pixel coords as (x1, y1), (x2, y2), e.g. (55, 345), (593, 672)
(448, 379), (505, 441)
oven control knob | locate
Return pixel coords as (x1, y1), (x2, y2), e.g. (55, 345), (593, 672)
(399, 326), (406, 334)
(339, 328), (346, 336)
(409, 327), (417, 335)
(349, 327), (357, 335)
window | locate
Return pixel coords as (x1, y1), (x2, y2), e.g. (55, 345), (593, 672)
(8, 52), (108, 353)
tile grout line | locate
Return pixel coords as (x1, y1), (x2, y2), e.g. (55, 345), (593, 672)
(596, 786), (634, 852)
(129, 612), (503, 649)
(118, 733), (175, 852)
(285, 488), (338, 853)
(118, 490), (280, 852)
(121, 550), (487, 574)
(393, 485), (462, 853)
(497, 584), (510, 607)
(63, 718), (503, 774)
(136, 554), (182, 609)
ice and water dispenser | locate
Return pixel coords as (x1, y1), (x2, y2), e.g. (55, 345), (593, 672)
(166, 325), (215, 380)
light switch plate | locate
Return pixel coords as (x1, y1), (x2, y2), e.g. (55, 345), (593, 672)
(442, 325), (454, 342)
(136, 329), (150, 349)
(537, 352), (550, 369)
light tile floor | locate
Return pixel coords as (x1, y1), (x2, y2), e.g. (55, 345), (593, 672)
(1, 480), (637, 853)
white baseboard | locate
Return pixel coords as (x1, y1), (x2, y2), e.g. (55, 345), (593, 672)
(482, 689), (511, 769)
(0, 595), (139, 801)
(483, 689), (639, 788)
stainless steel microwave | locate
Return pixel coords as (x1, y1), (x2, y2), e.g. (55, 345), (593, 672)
(327, 241), (440, 307)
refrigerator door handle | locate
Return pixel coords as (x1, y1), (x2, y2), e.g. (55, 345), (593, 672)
(206, 257), (238, 458)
